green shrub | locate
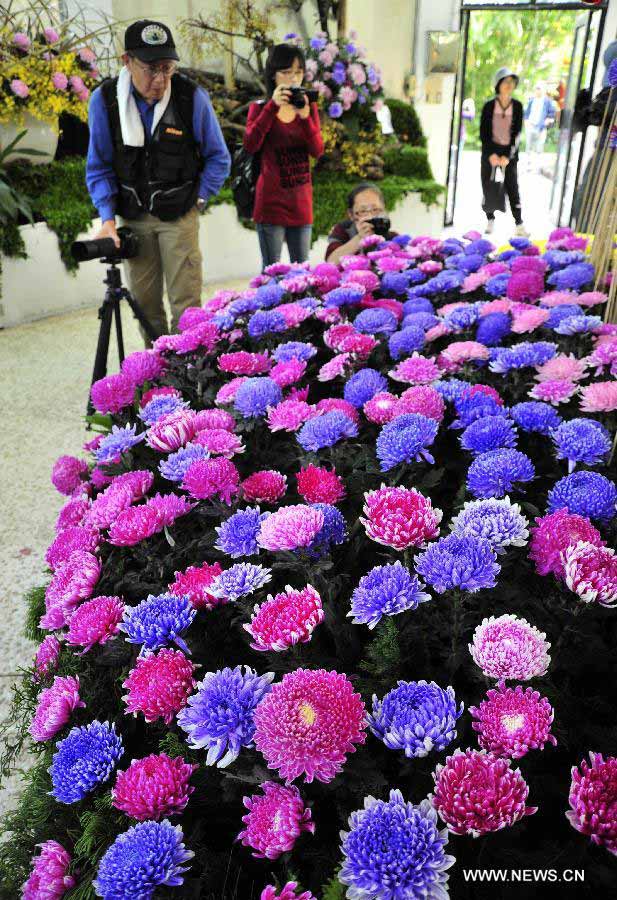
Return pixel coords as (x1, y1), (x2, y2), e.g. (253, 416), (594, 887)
(385, 98), (426, 147)
(383, 144), (434, 180)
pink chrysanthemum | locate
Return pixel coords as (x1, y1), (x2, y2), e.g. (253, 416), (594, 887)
(461, 271), (490, 293)
(168, 321), (220, 354)
(467, 383), (504, 405)
(338, 333), (378, 359)
(296, 465), (345, 504)
(33, 635), (61, 682)
(22, 840), (75, 900)
(469, 614), (551, 681)
(182, 458), (240, 504)
(261, 883), (316, 900)
(469, 682), (556, 759)
(567, 752), (617, 856)
(269, 358), (307, 388)
(396, 385), (445, 423)
(140, 386), (180, 408)
(511, 307), (550, 333)
(238, 782), (315, 859)
(85, 484), (134, 531)
(425, 322), (450, 343)
(41, 551), (101, 630)
(535, 354), (587, 383)
(431, 749), (537, 836)
(318, 353), (351, 382)
(418, 259), (443, 275)
(361, 485), (442, 550)
(579, 381), (617, 413)
(90, 373), (135, 414)
(316, 398), (361, 424)
(389, 353), (441, 385)
(439, 301), (466, 318)
(122, 648), (195, 724)
(55, 496), (89, 532)
(194, 428), (245, 458)
(178, 306), (210, 331)
(257, 505), (324, 552)
(529, 379), (577, 405)
(528, 509), (604, 578)
(245, 585), (324, 652)
(109, 470), (154, 499)
(480, 298), (514, 315)
(343, 270), (380, 291)
(107, 505), (162, 547)
(120, 349), (165, 386)
(215, 377), (248, 405)
(192, 408), (236, 432)
(267, 399), (316, 433)
(587, 338), (617, 374)
(277, 302), (312, 328)
(51, 456), (89, 496)
(45, 526), (99, 571)
(242, 471), (287, 504)
(112, 753), (197, 821)
(29, 675), (85, 742)
(168, 561), (224, 610)
(144, 492), (195, 527)
(539, 290), (579, 307)
(577, 291), (607, 308)
(363, 392), (398, 424)
(324, 323), (356, 350)
(506, 270), (545, 302)
(146, 409), (196, 452)
(479, 261), (509, 277)
(253, 668), (367, 783)
(563, 541), (617, 608)
(439, 341), (490, 368)
(218, 351), (272, 376)
(65, 595), (125, 652)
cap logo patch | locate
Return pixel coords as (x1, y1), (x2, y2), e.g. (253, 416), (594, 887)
(142, 24), (167, 45)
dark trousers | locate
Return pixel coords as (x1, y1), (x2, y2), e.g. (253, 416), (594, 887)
(256, 223), (312, 269)
(481, 154), (523, 225)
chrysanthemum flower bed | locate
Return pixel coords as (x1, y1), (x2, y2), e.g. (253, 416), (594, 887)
(2, 227), (617, 899)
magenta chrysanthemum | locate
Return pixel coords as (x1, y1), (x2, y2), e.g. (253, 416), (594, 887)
(194, 428), (245, 458)
(267, 399), (316, 432)
(41, 551), (101, 630)
(389, 353), (441, 385)
(238, 782), (315, 859)
(29, 676), (85, 742)
(361, 485), (442, 550)
(528, 509), (604, 578)
(168, 561), (224, 610)
(253, 668), (367, 783)
(122, 649), (195, 724)
(469, 682), (556, 759)
(296, 465), (346, 504)
(245, 585), (324, 652)
(397, 385), (445, 423)
(65, 595), (125, 653)
(469, 614), (551, 681)
(242, 470), (287, 504)
(563, 541), (617, 607)
(55, 496), (90, 531)
(45, 526), (99, 571)
(260, 883), (316, 900)
(144, 492), (195, 527)
(33, 635), (61, 682)
(269, 358), (307, 387)
(363, 392), (398, 424)
(218, 351), (272, 375)
(121, 349), (165, 386)
(112, 753), (197, 821)
(192, 408), (236, 432)
(90, 372), (135, 414)
(567, 752), (617, 856)
(51, 455), (89, 496)
(181, 458), (240, 504)
(107, 505), (162, 547)
(22, 840), (75, 900)
(431, 749), (537, 836)
(257, 505), (324, 552)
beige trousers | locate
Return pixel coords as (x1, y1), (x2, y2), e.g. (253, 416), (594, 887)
(120, 206), (202, 345)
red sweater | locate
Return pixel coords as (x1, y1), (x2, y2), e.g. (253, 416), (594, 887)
(244, 99), (324, 226)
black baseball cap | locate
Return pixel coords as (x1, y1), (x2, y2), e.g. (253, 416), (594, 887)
(124, 20), (179, 63)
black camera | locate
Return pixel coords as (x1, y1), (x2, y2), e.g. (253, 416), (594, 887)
(71, 226), (139, 263)
(288, 87), (319, 109)
(367, 216), (391, 237)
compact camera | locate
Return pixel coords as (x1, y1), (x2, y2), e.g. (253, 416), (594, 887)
(367, 216), (391, 237)
(288, 87), (319, 109)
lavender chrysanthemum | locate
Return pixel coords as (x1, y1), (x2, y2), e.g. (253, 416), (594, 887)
(306, 503), (347, 558)
(443, 304), (480, 332)
(177, 666), (274, 766)
(234, 378), (282, 418)
(467, 449), (535, 499)
(120, 593), (196, 654)
(476, 312), (512, 346)
(460, 416), (517, 456)
(339, 791), (455, 899)
(349, 562), (431, 629)
(452, 392), (507, 428)
(388, 326), (425, 360)
(93, 820), (193, 898)
(369, 681), (463, 757)
(50, 720), (123, 803)
(297, 411), (358, 452)
(159, 443), (208, 481)
(415, 534), (499, 593)
(210, 563), (272, 601)
(344, 369), (388, 408)
(552, 418), (611, 472)
(449, 497), (529, 553)
(248, 310), (287, 338)
(376, 414), (439, 471)
(547, 262), (594, 291)
(553, 314), (602, 336)
(489, 341), (557, 374)
(547, 471), (617, 522)
(273, 341), (317, 363)
(96, 425), (145, 464)
(353, 308), (398, 336)
(510, 401), (562, 435)
(139, 395), (187, 426)
(215, 507), (268, 557)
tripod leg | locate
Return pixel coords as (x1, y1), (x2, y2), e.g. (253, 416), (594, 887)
(114, 296), (125, 363)
(87, 297), (114, 417)
(121, 288), (160, 343)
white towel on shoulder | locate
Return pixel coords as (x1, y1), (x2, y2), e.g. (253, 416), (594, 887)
(117, 65), (172, 147)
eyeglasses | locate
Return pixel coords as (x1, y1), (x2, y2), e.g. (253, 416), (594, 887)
(354, 206), (384, 216)
(131, 58), (176, 79)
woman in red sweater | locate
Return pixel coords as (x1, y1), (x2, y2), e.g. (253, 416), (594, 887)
(243, 43), (324, 269)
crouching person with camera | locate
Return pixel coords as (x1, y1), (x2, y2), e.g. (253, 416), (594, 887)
(86, 20), (231, 345)
(244, 43), (323, 270)
(325, 183), (398, 265)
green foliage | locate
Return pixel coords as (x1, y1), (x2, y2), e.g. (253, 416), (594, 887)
(24, 584), (47, 642)
(359, 98), (426, 148)
(321, 870), (346, 900)
(383, 144), (434, 181)
(358, 617), (401, 692)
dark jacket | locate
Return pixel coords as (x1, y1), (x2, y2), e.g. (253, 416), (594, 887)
(480, 97), (523, 158)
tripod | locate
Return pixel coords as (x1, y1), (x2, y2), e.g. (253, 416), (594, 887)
(87, 259), (159, 417)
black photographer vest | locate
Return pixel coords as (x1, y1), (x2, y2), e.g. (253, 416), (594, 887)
(101, 73), (204, 221)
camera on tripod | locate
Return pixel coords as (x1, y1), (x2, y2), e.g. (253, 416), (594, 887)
(288, 87), (319, 109)
(366, 215), (391, 238)
(71, 226), (140, 263)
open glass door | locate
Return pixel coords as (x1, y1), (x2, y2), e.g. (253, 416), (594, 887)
(443, 10), (469, 227)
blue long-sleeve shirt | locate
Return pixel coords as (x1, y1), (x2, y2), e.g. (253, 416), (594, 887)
(86, 79), (231, 222)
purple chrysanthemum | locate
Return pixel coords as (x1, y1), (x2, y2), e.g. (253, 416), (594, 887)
(547, 262), (594, 291)
(353, 308), (398, 336)
(234, 378), (282, 418)
(415, 534), (499, 593)
(388, 326), (426, 361)
(50, 720), (123, 803)
(159, 443), (208, 482)
(460, 416), (517, 456)
(349, 562), (431, 629)
(306, 503), (347, 558)
(449, 497), (529, 553)
(552, 418), (611, 472)
(547, 471), (617, 522)
(120, 593), (196, 654)
(248, 309), (287, 338)
(95, 425), (145, 464)
(210, 563), (272, 602)
(273, 341), (317, 362)
(344, 368), (388, 408)
(510, 401), (562, 435)
(369, 681), (463, 758)
(476, 312), (512, 346)
(215, 507), (268, 557)
(297, 411), (358, 452)
(467, 449), (535, 499)
(139, 395), (187, 426)
(376, 413), (438, 471)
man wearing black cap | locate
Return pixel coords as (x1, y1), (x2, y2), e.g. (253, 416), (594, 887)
(86, 20), (231, 343)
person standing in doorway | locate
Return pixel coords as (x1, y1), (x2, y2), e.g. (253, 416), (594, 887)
(479, 66), (527, 236)
(524, 84), (555, 173)
(243, 43), (324, 270)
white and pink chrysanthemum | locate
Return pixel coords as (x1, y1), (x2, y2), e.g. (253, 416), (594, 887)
(563, 541), (617, 607)
(238, 782), (315, 859)
(567, 752), (617, 856)
(41, 551), (101, 631)
(168, 562), (224, 611)
(318, 353), (351, 382)
(579, 380), (617, 413)
(361, 485), (442, 550)
(469, 614), (551, 681)
(535, 354), (587, 383)
(528, 509), (604, 578)
(253, 668), (367, 783)
(363, 392), (399, 424)
(22, 840), (75, 900)
(257, 505), (324, 552)
(146, 409), (196, 452)
(469, 682), (556, 759)
(29, 675), (85, 742)
(245, 585), (324, 652)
